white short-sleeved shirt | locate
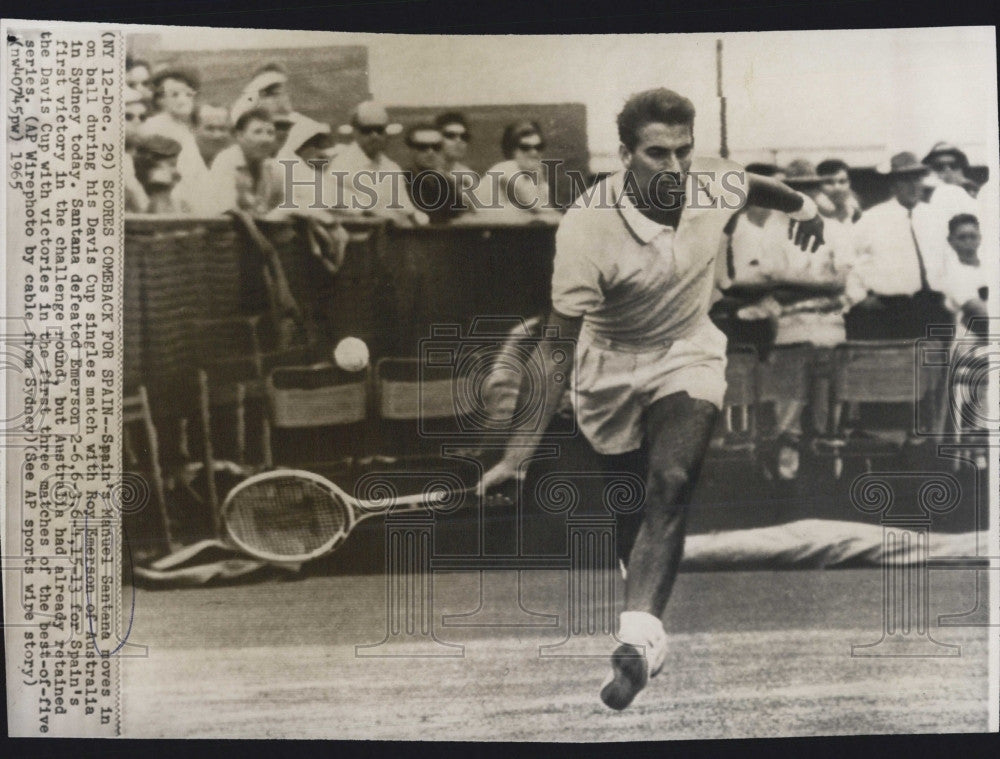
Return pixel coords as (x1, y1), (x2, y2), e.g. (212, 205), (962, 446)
(945, 259), (988, 313)
(851, 197), (958, 299)
(324, 141), (416, 214)
(552, 156), (748, 349)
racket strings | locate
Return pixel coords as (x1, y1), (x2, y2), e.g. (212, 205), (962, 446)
(225, 476), (349, 559)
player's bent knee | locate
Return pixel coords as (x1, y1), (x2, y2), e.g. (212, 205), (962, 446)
(644, 464), (690, 509)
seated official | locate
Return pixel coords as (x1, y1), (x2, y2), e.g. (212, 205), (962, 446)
(204, 106), (286, 215)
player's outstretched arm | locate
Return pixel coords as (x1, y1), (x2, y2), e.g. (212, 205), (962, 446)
(479, 309), (582, 493)
(746, 173), (825, 252)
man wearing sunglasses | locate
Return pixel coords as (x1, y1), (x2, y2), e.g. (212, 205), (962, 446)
(434, 112), (479, 205)
(403, 124), (467, 224)
(480, 87), (825, 711)
(325, 100), (427, 225)
(920, 142), (987, 272)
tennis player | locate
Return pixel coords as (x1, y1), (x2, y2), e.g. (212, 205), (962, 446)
(479, 88), (824, 710)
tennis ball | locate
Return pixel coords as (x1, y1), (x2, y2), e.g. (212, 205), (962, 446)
(333, 337), (370, 372)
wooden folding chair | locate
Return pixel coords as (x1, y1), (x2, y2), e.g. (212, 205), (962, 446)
(814, 340), (917, 474)
(707, 346), (759, 463)
(756, 342), (814, 433)
(373, 357), (462, 466)
(123, 386), (174, 551)
(265, 363), (370, 478)
(196, 317), (265, 467)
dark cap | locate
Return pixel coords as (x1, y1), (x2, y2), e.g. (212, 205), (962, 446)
(150, 65), (201, 93)
(135, 134), (182, 158)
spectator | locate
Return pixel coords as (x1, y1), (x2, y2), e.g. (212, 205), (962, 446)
(435, 111), (479, 205)
(278, 117), (336, 211)
(245, 63), (296, 117)
(923, 142), (973, 191)
(944, 214), (989, 442)
(817, 159), (861, 222)
(325, 101), (426, 225)
(404, 124), (470, 223)
(125, 56), (153, 104)
(141, 66), (210, 202)
(960, 176), (983, 199)
(272, 112), (297, 157)
(813, 158), (862, 279)
(922, 142), (980, 214)
(193, 103), (231, 168)
(720, 160), (848, 479)
(717, 162), (782, 288)
(204, 106), (285, 215)
(845, 151), (956, 339)
(484, 120), (556, 216)
(132, 135), (190, 214)
(231, 63), (305, 138)
(746, 160), (852, 295)
(921, 141), (985, 259)
(124, 86), (150, 212)
(945, 214), (988, 324)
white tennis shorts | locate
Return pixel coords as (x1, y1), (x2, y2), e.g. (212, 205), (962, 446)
(573, 319), (728, 455)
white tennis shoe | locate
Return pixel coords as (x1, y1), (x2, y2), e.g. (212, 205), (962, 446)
(600, 612), (668, 710)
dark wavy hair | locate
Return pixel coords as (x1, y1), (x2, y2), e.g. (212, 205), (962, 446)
(501, 120), (542, 159)
(817, 158), (850, 176)
(434, 111), (468, 132)
(233, 107), (273, 134)
(617, 89), (695, 151)
(948, 213), (979, 235)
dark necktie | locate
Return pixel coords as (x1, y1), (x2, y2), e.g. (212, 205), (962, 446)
(907, 207), (931, 292)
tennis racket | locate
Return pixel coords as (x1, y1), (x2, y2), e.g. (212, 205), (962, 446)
(221, 469), (472, 563)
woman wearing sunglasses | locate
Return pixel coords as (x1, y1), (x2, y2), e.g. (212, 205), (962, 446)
(485, 120), (555, 216)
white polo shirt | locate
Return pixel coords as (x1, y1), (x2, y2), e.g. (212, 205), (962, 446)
(552, 156), (748, 349)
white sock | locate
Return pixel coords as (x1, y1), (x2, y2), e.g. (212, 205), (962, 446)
(618, 611), (665, 648)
